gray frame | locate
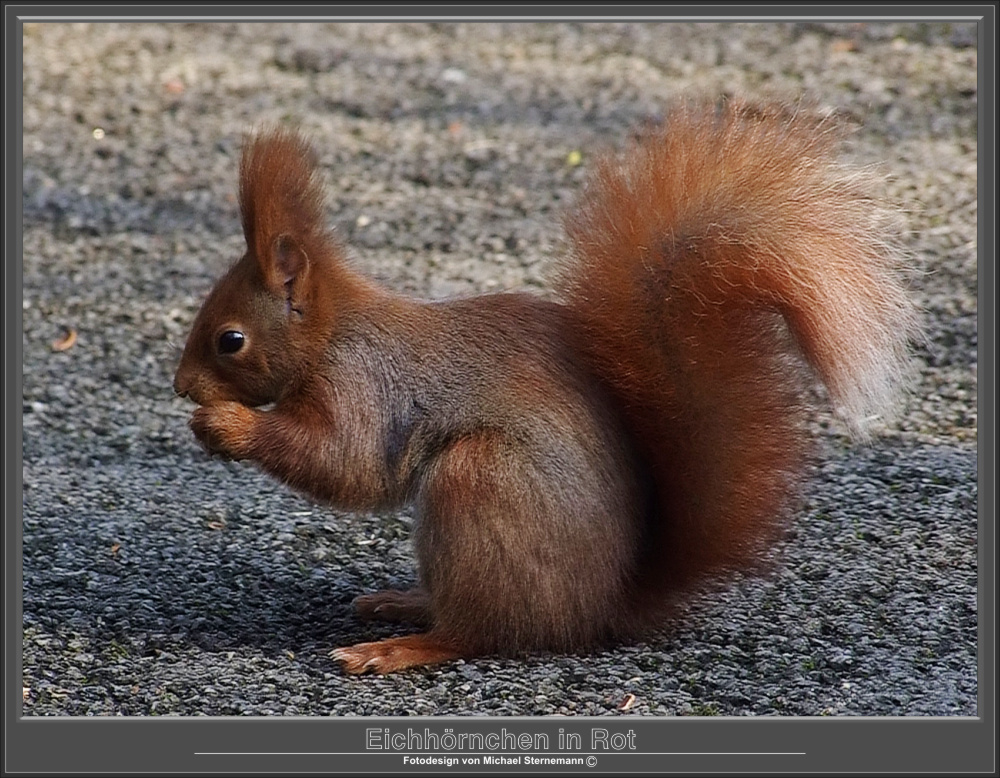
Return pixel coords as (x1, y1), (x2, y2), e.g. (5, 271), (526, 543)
(8, 3), (993, 775)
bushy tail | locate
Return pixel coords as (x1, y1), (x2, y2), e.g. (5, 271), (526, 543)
(557, 98), (918, 607)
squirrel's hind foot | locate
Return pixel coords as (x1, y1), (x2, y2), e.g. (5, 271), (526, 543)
(353, 588), (433, 626)
(331, 632), (462, 674)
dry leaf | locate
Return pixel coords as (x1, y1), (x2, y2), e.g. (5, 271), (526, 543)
(51, 328), (77, 352)
(23, 686), (30, 702)
(111, 543), (121, 555)
(831, 39), (857, 53)
(618, 693), (636, 711)
(207, 520), (226, 530)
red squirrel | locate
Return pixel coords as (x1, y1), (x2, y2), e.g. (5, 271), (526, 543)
(173, 97), (918, 674)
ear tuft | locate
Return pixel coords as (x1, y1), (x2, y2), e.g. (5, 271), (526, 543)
(238, 127), (330, 269)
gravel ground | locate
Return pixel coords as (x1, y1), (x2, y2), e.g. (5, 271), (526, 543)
(20, 21), (978, 717)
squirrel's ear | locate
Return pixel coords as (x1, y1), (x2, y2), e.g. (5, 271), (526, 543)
(266, 234), (310, 315)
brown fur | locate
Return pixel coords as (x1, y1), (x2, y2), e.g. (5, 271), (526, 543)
(173, 97), (917, 673)
(557, 98), (918, 616)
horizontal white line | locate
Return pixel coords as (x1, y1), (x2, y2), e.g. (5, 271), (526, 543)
(195, 751), (806, 756)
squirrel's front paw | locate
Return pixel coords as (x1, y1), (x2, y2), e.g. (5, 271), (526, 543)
(190, 402), (257, 460)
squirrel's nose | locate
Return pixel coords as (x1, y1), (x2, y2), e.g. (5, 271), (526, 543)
(173, 368), (190, 399)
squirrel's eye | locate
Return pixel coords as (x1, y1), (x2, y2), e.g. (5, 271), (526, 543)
(217, 330), (246, 355)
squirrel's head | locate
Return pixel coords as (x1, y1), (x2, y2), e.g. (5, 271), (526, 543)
(173, 127), (345, 407)
(173, 234), (315, 407)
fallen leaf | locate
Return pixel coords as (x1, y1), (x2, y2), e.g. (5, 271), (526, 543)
(207, 520), (226, 530)
(618, 693), (636, 711)
(51, 328), (77, 352)
(111, 543), (121, 555)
